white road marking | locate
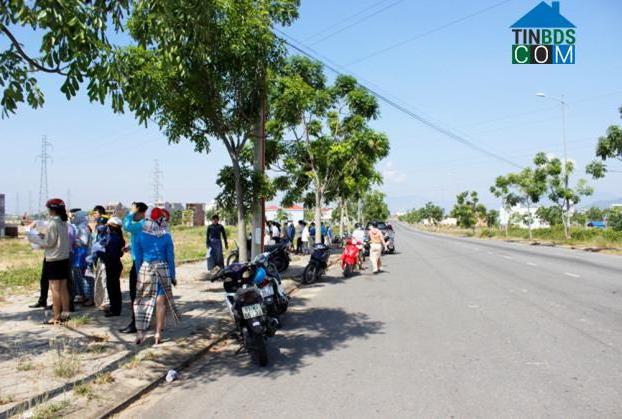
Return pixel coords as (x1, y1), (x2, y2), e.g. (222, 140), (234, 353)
(526, 262), (538, 267)
(487, 251), (494, 255)
(502, 255), (513, 260)
(565, 272), (581, 278)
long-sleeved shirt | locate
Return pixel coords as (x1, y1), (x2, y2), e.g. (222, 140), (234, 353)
(123, 212), (145, 261)
(39, 216), (70, 261)
(105, 230), (126, 262)
(206, 223), (227, 248)
(134, 232), (176, 280)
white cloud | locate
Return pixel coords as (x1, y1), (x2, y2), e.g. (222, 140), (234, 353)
(382, 161), (406, 183)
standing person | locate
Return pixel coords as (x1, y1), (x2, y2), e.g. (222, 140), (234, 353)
(104, 217), (125, 317)
(309, 222), (316, 246)
(271, 221), (281, 243)
(120, 202), (147, 333)
(38, 199), (72, 324)
(368, 222), (387, 274)
(206, 214), (228, 270)
(70, 211), (93, 306)
(287, 221), (295, 249)
(301, 221), (310, 254)
(134, 208), (180, 345)
(294, 221), (303, 254)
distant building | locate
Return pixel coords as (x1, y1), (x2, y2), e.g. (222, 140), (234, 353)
(439, 217), (457, 227)
(185, 203), (206, 227)
(499, 204), (549, 229)
(104, 202), (126, 216)
(265, 204), (305, 222)
(611, 204), (622, 210)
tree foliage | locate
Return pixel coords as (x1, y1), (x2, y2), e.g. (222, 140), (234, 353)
(0, 1), (130, 117)
(362, 190), (390, 223)
(534, 152), (593, 238)
(269, 56), (389, 242)
(586, 107), (622, 179)
(107, 0), (299, 261)
(450, 191), (487, 230)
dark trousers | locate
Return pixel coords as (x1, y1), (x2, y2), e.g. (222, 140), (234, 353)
(105, 258), (123, 315)
(296, 238), (303, 254)
(38, 260), (48, 305)
(128, 262), (137, 326)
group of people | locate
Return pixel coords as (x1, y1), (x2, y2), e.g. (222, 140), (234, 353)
(28, 199), (179, 345)
(267, 220), (334, 254)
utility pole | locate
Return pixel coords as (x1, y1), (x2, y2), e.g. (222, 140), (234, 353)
(153, 159), (163, 206)
(37, 136), (52, 213)
(251, 100), (266, 259)
(560, 95), (570, 235)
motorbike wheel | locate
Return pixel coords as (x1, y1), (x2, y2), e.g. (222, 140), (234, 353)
(226, 253), (238, 266)
(252, 332), (268, 367)
(273, 255), (289, 273)
(303, 264), (318, 284)
(343, 264), (353, 278)
(267, 263), (279, 280)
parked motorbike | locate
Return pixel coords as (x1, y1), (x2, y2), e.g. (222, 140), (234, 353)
(264, 240), (291, 273)
(302, 243), (331, 284)
(252, 252), (289, 318)
(210, 261), (279, 367)
(341, 238), (361, 278)
(227, 239), (291, 273)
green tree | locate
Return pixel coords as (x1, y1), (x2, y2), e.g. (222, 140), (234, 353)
(490, 166), (546, 239)
(608, 209), (622, 232)
(0, 1), (130, 117)
(450, 191), (487, 231)
(107, 0), (299, 261)
(536, 206), (562, 227)
(586, 107), (622, 179)
(362, 190), (390, 223)
(534, 152), (593, 239)
(486, 209), (499, 228)
(269, 56), (389, 243)
(170, 210), (183, 226)
(419, 202), (444, 225)
(275, 208), (289, 222)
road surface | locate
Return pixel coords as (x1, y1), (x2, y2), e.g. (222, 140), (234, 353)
(121, 223), (622, 418)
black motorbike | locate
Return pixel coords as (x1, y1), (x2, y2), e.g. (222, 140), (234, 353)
(227, 239), (291, 273)
(211, 262), (279, 367)
(302, 243), (331, 284)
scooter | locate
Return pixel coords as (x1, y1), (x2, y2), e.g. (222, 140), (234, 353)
(252, 252), (289, 318)
(341, 238), (361, 278)
(302, 243), (331, 284)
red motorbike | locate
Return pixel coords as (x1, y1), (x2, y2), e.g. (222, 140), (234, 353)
(341, 238), (362, 278)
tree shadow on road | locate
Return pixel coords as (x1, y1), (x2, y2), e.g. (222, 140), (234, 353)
(172, 295), (385, 388)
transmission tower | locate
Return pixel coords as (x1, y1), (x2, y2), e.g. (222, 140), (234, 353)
(37, 136), (52, 213)
(152, 159), (163, 205)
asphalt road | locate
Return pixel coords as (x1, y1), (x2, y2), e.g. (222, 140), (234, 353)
(120, 223), (622, 418)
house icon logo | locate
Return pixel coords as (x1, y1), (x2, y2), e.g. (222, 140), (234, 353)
(511, 1), (576, 64)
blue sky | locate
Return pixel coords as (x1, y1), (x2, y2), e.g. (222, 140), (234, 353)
(1, 0), (621, 214)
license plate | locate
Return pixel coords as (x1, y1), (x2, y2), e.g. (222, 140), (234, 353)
(260, 286), (274, 298)
(241, 304), (263, 319)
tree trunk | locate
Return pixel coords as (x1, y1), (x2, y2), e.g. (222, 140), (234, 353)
(526, 200), (533, 240)
(339, 198), (345, 238)
(314, 189), (322, 244)
(504, 205), (509, 237)
(231, 158), (248, 262)
(563, 199), (571, 239)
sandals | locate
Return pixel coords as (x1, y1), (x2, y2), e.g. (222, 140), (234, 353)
(42, 319), (61, 325)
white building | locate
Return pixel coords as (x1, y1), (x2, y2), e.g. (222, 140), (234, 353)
(499, 204), (549, 229)
(265, 204), (305, 222)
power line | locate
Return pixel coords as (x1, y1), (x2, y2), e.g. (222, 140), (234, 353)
(37, 135), (52, 212)
(302, 0), (395, 42)
(347, 0), (515, 66)
(309, 0), (408, 46)
(278, 34), (524, 170)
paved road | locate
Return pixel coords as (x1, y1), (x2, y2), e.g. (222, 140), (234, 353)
(121, 223), (622, 418)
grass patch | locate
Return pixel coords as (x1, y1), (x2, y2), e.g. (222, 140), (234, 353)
(52, 352), (81, 379)
(85, 342), (109, 354)
(0, 393), (15, 405)
(17, 357), (35, 372)
(67, 315), (92, 328)
(73, 383), (97, 400)
(32, 399), (70, 419)
(124, 350), (156, 369)
(93, 371), (115, 385)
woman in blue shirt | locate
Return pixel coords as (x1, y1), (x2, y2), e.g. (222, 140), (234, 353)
(133, 208), (180, 345)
